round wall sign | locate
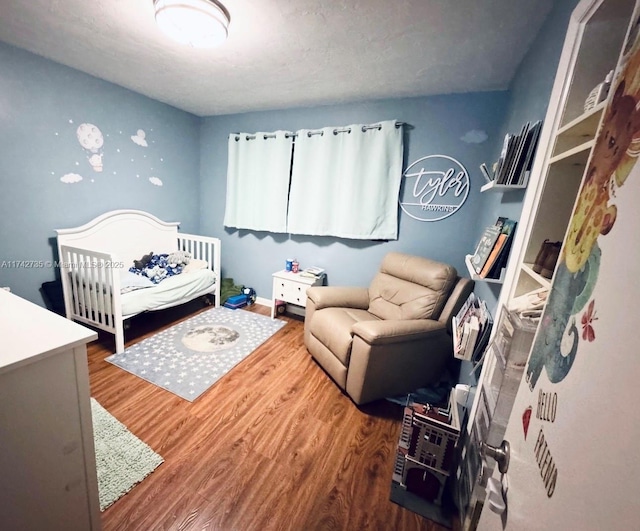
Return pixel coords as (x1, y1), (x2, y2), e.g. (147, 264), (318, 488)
(399, 154), (470, 222)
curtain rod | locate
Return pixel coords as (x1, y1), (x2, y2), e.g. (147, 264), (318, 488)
(234, 121), (405, 141)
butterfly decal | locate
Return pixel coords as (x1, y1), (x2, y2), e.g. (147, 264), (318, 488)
(581, 299), (598, 342)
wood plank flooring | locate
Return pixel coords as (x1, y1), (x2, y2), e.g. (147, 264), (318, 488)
(88, 300), (460, 531)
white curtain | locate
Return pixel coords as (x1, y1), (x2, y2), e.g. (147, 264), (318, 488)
(223, 130), (293, 233)
(287, 120), (403, 239)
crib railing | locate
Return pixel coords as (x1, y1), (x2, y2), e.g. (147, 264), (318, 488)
(178, 233), (221, 307)
(58, 245), (123, 337)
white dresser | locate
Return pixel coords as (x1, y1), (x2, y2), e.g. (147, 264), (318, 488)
(0, 289), (100, 530)
(271, 270), (324, 318)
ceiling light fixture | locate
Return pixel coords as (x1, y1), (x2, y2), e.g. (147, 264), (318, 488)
(153, 0), (230, 48)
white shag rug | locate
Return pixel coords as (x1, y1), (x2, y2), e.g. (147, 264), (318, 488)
(91, 398), (164, 511)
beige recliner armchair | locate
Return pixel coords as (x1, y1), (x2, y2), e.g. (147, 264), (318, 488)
(304, 252), (474, 405)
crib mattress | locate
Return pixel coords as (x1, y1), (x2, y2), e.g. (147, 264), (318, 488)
(121, 268), (216, 317)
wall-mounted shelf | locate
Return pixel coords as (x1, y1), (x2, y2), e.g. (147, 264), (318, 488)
(481, 178), (529, 193)
(465, 255), (505, 284)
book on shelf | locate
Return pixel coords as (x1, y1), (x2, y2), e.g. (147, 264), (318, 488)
(507, 120), (542, 186)
(491, 135), (508, 185)
(500, 122), (525, 185)
(453, 292), (475, 355)
(506, 122), (531, 185)
(453, 318), (467, 358)
(484, 120), (543, 187)
(471, 300), (493, 363)
(479, 233), (508, 278)
(470, 224), (502, 274)
(520, 120), (543, 183)
(486, 219), (517, 279)
(495, 134), (517, 184)
(300, 266), (325, 279)
(453, 292), (475, 335)
(453, 293), (493, 362)
(465, 316), (480, 359)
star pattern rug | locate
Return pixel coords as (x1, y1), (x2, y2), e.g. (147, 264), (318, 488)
(106, 307), (286, 401)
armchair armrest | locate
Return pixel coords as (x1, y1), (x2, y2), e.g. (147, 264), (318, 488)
(347, 319), (454, 404)
(352, 319), (446, 346)
(306, 286), (369, 310)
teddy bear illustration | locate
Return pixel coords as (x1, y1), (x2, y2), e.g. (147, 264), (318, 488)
(564, 80), (640, 273)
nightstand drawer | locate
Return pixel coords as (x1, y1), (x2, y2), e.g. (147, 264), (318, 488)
(272, 278), (310, 306)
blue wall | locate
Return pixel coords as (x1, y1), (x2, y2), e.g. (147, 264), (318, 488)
(200, 93), (509, 297)
(0, 42), (201, 305)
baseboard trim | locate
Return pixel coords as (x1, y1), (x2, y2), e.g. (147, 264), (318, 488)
(255, 296), (271, 307)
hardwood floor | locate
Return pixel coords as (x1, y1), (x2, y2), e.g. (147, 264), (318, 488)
(88, 300), (460, 531)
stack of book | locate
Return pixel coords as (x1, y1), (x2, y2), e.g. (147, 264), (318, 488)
(469, 217), (518, 279)
(299, 266), (325, 279)
(480, 120), (543, 187)
(452, 293), (493, 362)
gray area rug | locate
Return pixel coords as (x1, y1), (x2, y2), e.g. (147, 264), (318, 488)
(106, 306), (286, 401)
(91, 398), (164, 511)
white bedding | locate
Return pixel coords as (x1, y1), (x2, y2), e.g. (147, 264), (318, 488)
(121, 269), (216, 317)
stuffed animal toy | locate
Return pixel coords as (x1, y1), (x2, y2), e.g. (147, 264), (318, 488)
(243, 287), (256, 304)
(167, 250), (191, 268)
(133, 251), (154, 271)
(144, 264), (168, 284)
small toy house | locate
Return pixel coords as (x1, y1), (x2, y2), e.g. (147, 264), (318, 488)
(392, 390), (462, 506)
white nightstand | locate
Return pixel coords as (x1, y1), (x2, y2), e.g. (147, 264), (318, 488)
(271, 270), (324, 319)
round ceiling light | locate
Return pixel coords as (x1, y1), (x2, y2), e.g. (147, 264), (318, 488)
(154, 0), (230, 48)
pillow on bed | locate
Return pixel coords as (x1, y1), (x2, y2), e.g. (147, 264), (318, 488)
(120, 270), (155, 294)
(182, 259), (208, 274)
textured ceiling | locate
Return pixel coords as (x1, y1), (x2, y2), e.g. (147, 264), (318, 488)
(0, 0), (555, 117)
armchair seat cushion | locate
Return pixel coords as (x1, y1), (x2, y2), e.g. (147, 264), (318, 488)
(309, 307), (379, 365)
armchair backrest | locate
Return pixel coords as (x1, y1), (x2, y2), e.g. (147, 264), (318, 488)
(368, 253), (458, 321)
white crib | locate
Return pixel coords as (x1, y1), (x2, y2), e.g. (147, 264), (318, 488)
(56, 209), (221, 353)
